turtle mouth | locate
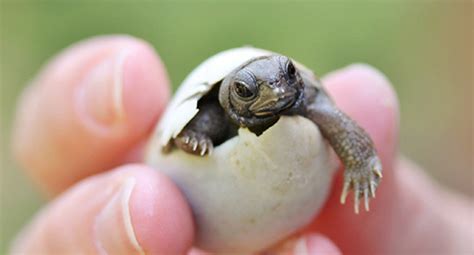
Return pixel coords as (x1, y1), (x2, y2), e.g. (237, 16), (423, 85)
(251, 93), (297, 117)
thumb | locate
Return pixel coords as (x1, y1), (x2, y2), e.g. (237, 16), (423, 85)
(263, 234), (342, 255)
(10, 165), (194, 255)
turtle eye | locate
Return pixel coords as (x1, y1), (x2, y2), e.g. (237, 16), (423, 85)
(234, 81), (255, 99)
(287, 61), (296, 80)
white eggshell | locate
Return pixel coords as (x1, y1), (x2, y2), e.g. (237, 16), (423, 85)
(156, 47), (273, 148)
(146, 116), (337, 252)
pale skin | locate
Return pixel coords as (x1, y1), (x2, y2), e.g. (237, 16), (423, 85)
(11, 36), (473, 254)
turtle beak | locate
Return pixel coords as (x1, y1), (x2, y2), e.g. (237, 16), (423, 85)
(249, 85), (297, 117)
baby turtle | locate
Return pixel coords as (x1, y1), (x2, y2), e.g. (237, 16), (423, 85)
(158, 47), (382, 213)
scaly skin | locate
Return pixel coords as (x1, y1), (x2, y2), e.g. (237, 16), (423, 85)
(301, 87), (382, 213)
(174, 100), (231, 156)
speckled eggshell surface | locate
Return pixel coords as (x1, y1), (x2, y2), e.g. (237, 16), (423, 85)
(145, 47), (338, 253)
(146, 116), (337, 252)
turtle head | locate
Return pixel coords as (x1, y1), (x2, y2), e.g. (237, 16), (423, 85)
(219, 55), (304, 128)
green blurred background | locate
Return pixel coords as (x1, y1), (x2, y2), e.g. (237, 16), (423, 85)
(1, 1), (472, 252)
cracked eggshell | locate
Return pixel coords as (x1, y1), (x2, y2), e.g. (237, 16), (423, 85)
(145, 47), (337, 253)
(146, 117), (336, 252)
(156, 47), (274, 148)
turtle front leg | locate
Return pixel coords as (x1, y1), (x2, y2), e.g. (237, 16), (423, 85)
(174, 101), (232, 156)
(302, 90), (382, 213)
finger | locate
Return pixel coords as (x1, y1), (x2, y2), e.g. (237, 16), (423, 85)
(323, 63), (399, 171)
(293, 234), (341, 255)
(13, 35), (170, 195)
(305, 64), (398, 252)
(310, 157), (473, 254)
(263, 234), (341, 255)
(322, 64), (399, 207)
(10, 165), (194, 255)
(306, 65), (473, 253)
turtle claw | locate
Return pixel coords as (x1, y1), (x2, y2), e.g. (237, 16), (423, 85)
(207, 142), (214, 155)
(340, 180), (351, 204)
(354, 182), (361, 214)
(370, 181), (377, 198)
(340, 156), (382, 213)
(364, 183), (370, 211)
(190, 137), (198, 151)
(175, 131), (214, 156)
(199, 141), (207, 156)
(199, 139), (213, 156)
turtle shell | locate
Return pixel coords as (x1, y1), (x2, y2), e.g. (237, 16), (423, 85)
(155, 46), (318, 149)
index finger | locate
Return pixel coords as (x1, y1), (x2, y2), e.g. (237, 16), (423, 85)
(306, 65), (472, 254)
(12, 35), (170, 195)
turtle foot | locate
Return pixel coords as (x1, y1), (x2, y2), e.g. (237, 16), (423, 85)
(340, 156), (382, 214)
(175, 130), (214, 156)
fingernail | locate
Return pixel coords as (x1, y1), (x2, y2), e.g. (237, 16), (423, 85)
(79, 49), (130, 127)
(94, 177), (144, 254)
(294, 236), (310, 255)
(294, 235), (342, 255)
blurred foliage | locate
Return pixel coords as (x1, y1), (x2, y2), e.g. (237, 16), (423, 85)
(0, 0), (472, 253)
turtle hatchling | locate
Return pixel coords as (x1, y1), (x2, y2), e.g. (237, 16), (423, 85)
(146, 47), (382, 252)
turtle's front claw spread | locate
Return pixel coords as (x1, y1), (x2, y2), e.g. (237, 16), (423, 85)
(340, 156), (382, 214)
(174, 131), (214, 156)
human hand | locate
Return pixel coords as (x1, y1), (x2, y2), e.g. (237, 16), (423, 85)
(11, 36), (472, 254)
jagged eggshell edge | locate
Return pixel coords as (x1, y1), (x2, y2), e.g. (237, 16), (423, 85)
(146, 116), (337, 253)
